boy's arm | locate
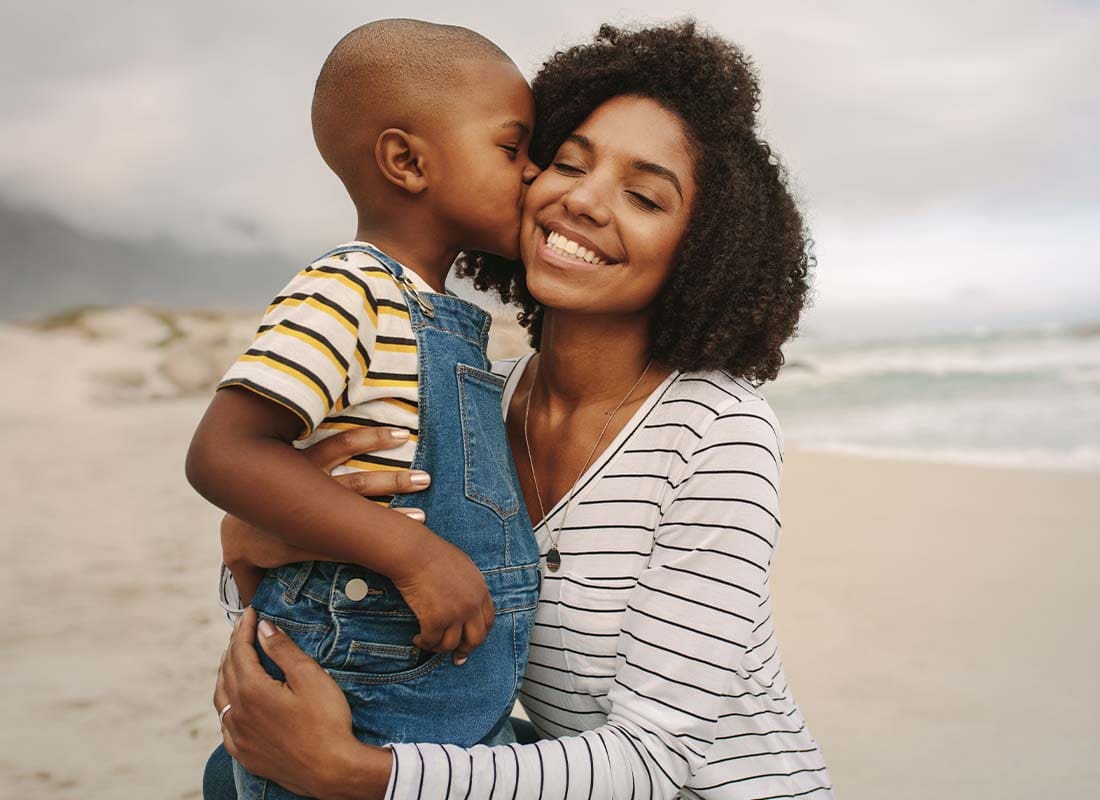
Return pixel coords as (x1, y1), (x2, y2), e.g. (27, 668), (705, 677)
(187, 387), (494, 656)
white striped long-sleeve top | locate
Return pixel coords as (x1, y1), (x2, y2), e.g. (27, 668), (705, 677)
(383, 355), (832, 800)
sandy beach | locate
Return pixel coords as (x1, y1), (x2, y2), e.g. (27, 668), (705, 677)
(4, 310), (1098, 799)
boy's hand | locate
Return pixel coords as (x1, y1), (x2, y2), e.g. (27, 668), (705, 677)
(390, 536), (495, 666)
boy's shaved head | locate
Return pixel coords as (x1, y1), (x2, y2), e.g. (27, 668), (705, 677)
(312, 19), (517, 185)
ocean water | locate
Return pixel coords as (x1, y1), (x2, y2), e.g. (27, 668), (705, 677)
(766, 325), (1100, 470)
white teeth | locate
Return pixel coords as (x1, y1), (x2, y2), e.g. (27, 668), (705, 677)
(544, 229), (606, 265)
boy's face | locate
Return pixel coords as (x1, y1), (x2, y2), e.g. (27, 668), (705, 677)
(426, 60), (537, 259)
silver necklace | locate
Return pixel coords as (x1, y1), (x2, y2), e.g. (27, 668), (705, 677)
(523, 356), (654, 572)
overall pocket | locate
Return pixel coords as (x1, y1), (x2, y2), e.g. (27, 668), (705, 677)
(457, 363), (520, 519)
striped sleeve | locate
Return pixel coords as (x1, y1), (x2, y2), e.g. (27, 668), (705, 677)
(218, 264), (379, 437)
(384, 398), (784, 799)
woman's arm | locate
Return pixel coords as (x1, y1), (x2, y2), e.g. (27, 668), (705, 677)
(216, 397), (784, 799)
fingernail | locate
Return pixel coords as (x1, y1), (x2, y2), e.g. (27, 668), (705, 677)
(258, 619), (278, 638)
(455, 656), (468, 666)
(409, 471), (431, 486)
(390, 428), (410, 441)
(406, 509), (426, 522)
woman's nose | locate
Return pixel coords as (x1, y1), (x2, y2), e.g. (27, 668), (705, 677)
(561, 179), (611, 226)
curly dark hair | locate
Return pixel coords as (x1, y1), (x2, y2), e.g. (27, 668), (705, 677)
(458, 20), (813, 383)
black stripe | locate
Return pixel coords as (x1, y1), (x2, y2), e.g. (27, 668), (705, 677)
(636, 579), (754, 624)
(272, 318), (350, 371)
(556, 738), (569, 800)
(346, 452), (415, 469)
(544, 574), (634, 591)
(535, 740), (544, 800)
(715, 722), (806, 741)
(443, 746), (453, 798)
(413, 743), (425, 799)
(377, 297), (409, 313)
(660, 520), (774, 549)
(368, 369), (419, 381)
(272, 291), (359, 330)
(509, 744), (520, 800)
(577, 497), (662, 508)
(714, 411), (781, 447)
(694, 439), (779, 469)
(606, 722), (662, 795)
(660, 397), (721, 414)
(324, 416), (419, 437)
(376, 334), (416, 346)
(692, 766), (830, 792)
(677, 376), (744, 400)
(612, 678), (717, 723)
(619, 653), (726, 698)
(623, 447), (690, 464)
(643, 421), (704, 437)
(581, 734), (595, 800)
(244, 348), (335, 409)
(534, 621), (620, 638)
(619, 628), (742, 673)
(674, 495), (781, 526)
(306, 265), (378, 314)
(462, 751), (473, 800)
(653, 541), (767, 573)
(662, 564), (762, 598)
(516, 702), (586, 733)
(707, 746), (818, 765)
(753, 786), (832, 800)
(626, 604), (748, 648)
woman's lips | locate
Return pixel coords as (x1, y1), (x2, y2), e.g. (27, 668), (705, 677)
(538, 225), (618, 266)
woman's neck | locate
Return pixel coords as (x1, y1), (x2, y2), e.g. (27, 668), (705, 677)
(533, 308), (665, 413)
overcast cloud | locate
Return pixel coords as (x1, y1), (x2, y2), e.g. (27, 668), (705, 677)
(1, 0), (1097, 330)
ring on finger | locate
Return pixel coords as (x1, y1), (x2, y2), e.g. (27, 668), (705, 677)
(219, 702), (233, 724)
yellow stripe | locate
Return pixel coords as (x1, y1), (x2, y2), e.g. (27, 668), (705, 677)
(344, 459), (409, 472)
(267, 323), (347, 376)
(238, 354), (329, 411)
(375, 342), (417, 353)
(302, 269), (381, 327)
(364, 376), (418, 389)
(266, 296), (356, 337)
(317, 421), (418, 442)
(381, 397), (419, 412)
(378, 305), (411, 320)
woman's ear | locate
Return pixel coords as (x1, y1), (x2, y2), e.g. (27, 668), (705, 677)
(374, 128), (429, 194)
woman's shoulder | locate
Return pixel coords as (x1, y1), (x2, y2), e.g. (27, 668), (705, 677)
(663, 369), (783, 452)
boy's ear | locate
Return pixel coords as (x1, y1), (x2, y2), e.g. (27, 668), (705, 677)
(374, 128), (429, 194)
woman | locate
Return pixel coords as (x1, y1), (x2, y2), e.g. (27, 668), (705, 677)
(211, 21), (830, 799)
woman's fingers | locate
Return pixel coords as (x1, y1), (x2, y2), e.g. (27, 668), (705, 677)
(333, 468), (430, 498)
(302, 427), (411, 472)
(253, 617), (330, 693)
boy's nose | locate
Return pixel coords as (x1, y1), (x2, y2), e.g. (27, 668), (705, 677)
(521, 161), (541, 185)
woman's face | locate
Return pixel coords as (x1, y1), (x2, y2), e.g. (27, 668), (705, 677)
(520, 94), (697, 316)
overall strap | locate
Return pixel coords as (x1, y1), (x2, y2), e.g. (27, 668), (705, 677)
(314, 243), (436, 319)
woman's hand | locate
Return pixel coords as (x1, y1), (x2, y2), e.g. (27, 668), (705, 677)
(215, 608), (393, 800)
(220, 426), (432, 588)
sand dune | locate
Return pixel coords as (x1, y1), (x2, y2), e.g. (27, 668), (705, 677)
(3, 310), (1097, 798)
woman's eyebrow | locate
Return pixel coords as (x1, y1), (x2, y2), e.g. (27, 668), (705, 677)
(564, 133), (682, 200)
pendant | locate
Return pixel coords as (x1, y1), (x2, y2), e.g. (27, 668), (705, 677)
(546, 547), (562, 572)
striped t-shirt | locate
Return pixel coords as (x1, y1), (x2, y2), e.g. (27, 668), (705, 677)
(219, 243), (433, 480)
(382, 354), (833, 800)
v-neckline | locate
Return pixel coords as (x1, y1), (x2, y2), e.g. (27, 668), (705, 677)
(501, 352), (680, 532)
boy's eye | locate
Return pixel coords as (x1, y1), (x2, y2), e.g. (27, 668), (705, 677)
(500, 145), (520, 160)
(553, 161), (583, 175)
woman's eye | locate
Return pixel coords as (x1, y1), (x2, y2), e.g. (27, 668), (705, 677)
(629, 192), (662, 211)
(553, 162), (583, 175)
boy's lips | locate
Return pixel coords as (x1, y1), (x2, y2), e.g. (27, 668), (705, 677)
(539, 222), (617, 266)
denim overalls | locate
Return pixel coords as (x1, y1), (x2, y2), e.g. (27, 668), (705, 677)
(234, 244), (541, 800)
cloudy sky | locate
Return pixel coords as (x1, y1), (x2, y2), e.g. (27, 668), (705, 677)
(2, 0), (1097, 336)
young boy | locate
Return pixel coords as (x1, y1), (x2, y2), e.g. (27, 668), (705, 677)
(186, 19), (541, 800)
